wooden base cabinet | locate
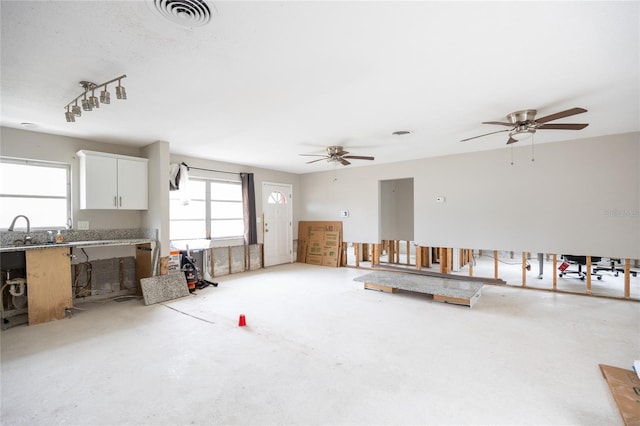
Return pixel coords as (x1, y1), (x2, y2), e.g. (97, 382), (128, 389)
(26, 247), (73, 325)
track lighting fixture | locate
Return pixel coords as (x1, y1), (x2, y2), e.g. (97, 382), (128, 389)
(64, 74), (126, 122)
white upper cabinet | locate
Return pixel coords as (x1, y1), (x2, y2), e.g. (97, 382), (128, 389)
(77, 150), (148, 210)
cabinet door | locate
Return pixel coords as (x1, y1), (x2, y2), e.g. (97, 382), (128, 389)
(117, 158), (148, 210)
(83, 154), (119, 209)
(26, 247), (73, 325)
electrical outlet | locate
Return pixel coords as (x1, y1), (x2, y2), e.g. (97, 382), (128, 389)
(78, 221), (89, 230)
(340, 210), (349, 217)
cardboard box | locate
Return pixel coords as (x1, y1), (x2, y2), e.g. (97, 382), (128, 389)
(599, 364), (640, 426)
(309, 230), (325, 242)
(324, 231), (340, 246)
(322, 254), (339, 267)
(306, 254), (323, 266)
(297, 221), (343, 268)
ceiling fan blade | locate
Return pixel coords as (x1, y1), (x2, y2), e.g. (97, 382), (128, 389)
(506, 137), (518, 145)
(306, 157), (328, 164)
(537, 123), (589, 130)
(343, 155), (374, 160)
(482, 121), (513, 126)
(340, 159), (351, 166)
(535, 107), (587, 124)
(460, 129), (511, 142)
(299, 154), (327, 157)
(336, 150), (349, 156)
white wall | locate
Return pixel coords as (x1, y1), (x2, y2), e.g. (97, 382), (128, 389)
(141, 141), (170, 255)
(300, 132), (640, 259)
(4, 126), (638, 259)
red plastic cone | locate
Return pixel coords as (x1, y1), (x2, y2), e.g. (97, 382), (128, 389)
(238, 314), (246, 327)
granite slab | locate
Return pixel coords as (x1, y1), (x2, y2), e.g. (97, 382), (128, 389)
(354, 271), (485, 307)
(140, 274), (190, 306)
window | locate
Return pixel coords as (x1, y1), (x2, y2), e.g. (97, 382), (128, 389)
(267, 191), (287, 204)
(170, 178), (244, 241)
(0, 158), (71, 229)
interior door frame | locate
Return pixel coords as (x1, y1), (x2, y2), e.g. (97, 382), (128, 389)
(262, 182), (293, 266)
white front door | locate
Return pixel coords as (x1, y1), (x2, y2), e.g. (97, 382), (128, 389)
(262, 182), (293, 267)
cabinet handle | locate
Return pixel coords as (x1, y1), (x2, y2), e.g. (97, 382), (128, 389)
(119, 196), (122, 207)
(63, 253), (76, 259)
(114, 196), (117, 207)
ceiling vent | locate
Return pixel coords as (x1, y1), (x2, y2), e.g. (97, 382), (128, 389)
(148, 0), (215, 28)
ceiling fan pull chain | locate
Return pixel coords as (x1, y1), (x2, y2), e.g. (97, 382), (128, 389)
(510, 145), (514, 166)
(531, 133), (535, 162)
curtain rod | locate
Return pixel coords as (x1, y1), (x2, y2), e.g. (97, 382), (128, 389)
(181, 162), (241, 176)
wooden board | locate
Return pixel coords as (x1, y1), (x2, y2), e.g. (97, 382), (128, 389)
(26, 247), (73, 325)
(433, 291), (482, 308)
(364, 282), (398, 293)
(136, 243), (152, 296)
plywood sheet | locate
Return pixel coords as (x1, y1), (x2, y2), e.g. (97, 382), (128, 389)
(26, 247), (73, 325)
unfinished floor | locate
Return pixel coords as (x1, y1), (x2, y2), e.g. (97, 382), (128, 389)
(1, 262), (638, 425)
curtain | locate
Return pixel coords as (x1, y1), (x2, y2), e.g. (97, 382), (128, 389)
(241, 173), (257, 245)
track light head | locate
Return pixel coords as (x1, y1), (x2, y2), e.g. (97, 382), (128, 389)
(65, 108), (75, 122)
(116, 82), (127, 100)
(89, 92), (100, 109)
(82, 97), (92, 111)
(72, 103), (81, 117)
(100, 88), (111, 104)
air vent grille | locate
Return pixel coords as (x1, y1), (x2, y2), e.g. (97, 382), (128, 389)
(149, 0), (214, 28)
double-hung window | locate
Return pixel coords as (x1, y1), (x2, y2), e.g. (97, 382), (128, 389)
(0, 157), (71, 229)
(170, 178), (244, 242)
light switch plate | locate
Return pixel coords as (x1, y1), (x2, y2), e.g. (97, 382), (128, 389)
(436, 196), (445, 203)
(78, 221), (89, 230)
(340, 210), (349, 217)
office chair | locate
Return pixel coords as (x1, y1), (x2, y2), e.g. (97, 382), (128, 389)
(593, 258), (638, 277)
(559, 255), (603, 281)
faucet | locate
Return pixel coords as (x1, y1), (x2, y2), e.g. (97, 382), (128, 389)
(8, 215), (31, 243)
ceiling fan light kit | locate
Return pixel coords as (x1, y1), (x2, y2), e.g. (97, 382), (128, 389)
(64, 74), (127, 123)
(461, 107), (589, 145)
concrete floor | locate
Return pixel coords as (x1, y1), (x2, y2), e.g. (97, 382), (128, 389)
(1, 262), (638, 425)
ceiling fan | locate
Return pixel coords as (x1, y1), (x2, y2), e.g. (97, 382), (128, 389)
(300, 146), (375, 166)
(461, 107), (589, 144)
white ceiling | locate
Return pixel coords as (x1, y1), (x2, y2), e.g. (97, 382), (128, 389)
(1, 1), (638, 174)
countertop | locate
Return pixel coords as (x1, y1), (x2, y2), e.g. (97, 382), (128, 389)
(0, 238), (155, 253)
